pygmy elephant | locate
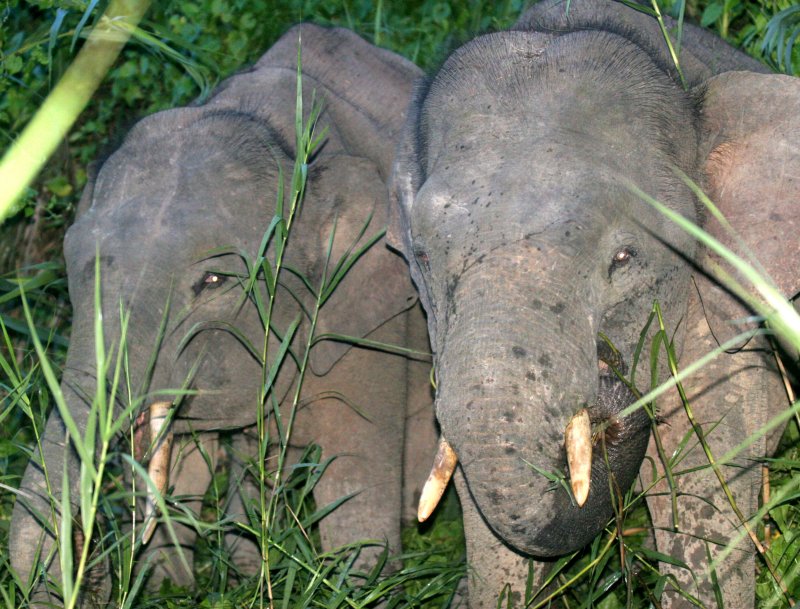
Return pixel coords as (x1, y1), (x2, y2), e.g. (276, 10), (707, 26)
(10, 24), (435, 607)
(390, 1), (800, 607)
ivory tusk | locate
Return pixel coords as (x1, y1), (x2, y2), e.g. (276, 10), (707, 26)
(142, 401), (173, 544)
(565, 408), (592, 508)
(418, 437), (458, 523)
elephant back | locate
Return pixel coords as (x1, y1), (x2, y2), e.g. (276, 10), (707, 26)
(203, 23), (423, 181)
(515, 0), (768, 87)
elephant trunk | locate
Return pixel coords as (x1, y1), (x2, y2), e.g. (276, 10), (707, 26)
(434, 261), (648, 556)
(10, 368), (102, 603)
(9, 307), (117, 606)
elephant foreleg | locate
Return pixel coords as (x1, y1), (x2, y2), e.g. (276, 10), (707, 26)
(645, 294), (784, 609)
(298, 313), (408, 570)
(453, 469), (533, 608)
(223, 427), (263, 580)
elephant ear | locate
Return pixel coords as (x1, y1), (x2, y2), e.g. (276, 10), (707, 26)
(697, 72), (800, 337)
(74, 161), (101, 218)
(288, 154), (418, 376)
(386, 88), (443, 348)
(386, 79), (426, 260)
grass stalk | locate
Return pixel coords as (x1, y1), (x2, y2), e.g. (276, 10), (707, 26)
(0, 0), (150, 222)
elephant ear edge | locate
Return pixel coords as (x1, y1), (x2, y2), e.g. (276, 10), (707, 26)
(386, 79), (443, 350)
(697, 71), (800, 303)
(386, 77), (427, 260)
(304, 155), (420, 377)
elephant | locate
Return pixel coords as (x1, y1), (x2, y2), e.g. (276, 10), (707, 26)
(389, 1), (800, 607)
(10, 24), (437, 607)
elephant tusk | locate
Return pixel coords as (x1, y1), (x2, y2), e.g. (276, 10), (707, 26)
(565, 408), (592, 508)
(418, 436), (458, 523)
(142, 401), (173, 544)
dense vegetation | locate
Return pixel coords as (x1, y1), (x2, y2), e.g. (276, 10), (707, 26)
(1, 1), (799, 607)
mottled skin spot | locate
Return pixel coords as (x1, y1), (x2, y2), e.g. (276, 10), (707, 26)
(511, 345), (528, 358)
(487, 489), (504, 506)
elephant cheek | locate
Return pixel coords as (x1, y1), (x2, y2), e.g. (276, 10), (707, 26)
(170, 328), (263, 425)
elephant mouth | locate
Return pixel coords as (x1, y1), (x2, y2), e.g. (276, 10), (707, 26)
(418, 335), (651, 557)
(567, 345), (643, 501)
(418, 352), (647, 526)
(517, 361), (650, 555)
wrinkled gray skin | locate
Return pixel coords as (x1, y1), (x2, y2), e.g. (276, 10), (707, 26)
(10, 24), (436, 607)
(391, 1), (800, 607)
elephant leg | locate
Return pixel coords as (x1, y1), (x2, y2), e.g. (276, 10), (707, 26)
(402, 302), (438, 526)
(141, 431), (219, 591)
(645, 296), (783, 609)
(297, 313), (408, 569)
(223, 427), (262, 579)
(453, 469), (532, 608)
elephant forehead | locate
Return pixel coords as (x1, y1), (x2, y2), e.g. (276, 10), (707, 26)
(77, 111), (282, 235)
(414, 154), (644, 236)
(424, 104), (677, 191)
(69, 154), (278, 267)
(419, 31), (696, 183)
(69, 189), (255, 262)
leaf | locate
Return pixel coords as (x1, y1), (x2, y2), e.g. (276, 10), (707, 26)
(44, 174), (72, 197)
(71, 0), (100, 53)
(48, 9), (68, 69)
(701, 3), (724, 27)
(761, 6), (800, 74)
(637, 546), (690, 569)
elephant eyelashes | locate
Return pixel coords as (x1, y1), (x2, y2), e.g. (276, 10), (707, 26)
(192, 272), (227, 296)
(608, 247), (636, 278)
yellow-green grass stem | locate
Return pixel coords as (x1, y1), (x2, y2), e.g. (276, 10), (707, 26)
(0, 0), (150, 223)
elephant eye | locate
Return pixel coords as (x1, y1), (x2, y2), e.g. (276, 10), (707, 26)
(608, 247), (636, 277)
(193, 272), (226, 296)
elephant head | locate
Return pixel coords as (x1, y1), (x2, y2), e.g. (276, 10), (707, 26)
(390, 0), (799, 572)
(10, 23), (422, 605)
(392, 27), (694, 555)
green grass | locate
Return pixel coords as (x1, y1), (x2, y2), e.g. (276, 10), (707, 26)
(1, 1), (800, 608)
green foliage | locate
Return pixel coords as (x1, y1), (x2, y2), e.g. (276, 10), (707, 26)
(663, 0), (800, 72)
(0, 0), (527, 238)
(758, 436), (800, 607)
